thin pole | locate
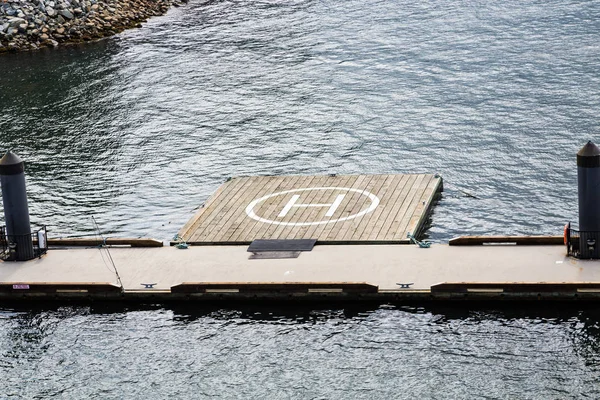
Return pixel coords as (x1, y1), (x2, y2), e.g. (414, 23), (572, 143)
(92, 215), (124, 290)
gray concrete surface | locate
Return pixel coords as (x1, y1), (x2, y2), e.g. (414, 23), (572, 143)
(0, 244), (597, 292)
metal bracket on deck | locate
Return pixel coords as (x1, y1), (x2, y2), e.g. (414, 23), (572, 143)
(396, 283), (414, 289)
(141, 283), (157, 289)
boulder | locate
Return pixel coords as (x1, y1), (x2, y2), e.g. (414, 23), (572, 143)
(58, 9), (73, 19)
(7, 17), (26, 28)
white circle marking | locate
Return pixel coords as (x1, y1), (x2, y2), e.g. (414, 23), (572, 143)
(245, 187), (380, 226)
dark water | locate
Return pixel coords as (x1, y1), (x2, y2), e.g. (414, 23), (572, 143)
(2, 0), (600, 397)
(2, 304), (600, 398)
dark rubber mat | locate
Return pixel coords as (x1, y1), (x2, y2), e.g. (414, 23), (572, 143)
(247, 239), (317, 253)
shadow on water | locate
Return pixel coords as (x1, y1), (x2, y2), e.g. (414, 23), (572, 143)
(4, 301), (600, 323)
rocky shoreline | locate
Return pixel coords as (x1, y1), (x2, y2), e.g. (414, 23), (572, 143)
(0, 0), (186, 53)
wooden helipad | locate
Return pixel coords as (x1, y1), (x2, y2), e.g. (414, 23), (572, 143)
(178, 174), (442, 245)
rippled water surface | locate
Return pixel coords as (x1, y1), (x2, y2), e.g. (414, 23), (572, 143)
(2, 305), (600, 399)
(2, 0), (600, 239)
(2, 0), (600, 397)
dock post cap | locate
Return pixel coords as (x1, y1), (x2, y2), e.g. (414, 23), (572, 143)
(578, 141), (600, 156)
(0, 151), (23, 165)
(0, 151), (25, 176)
(577, 141), (600, 168)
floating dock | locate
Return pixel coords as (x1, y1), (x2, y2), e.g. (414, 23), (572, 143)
(178, 174), (442, 245)
(1, 173), (599, 304)
(1, 241), (600, 302)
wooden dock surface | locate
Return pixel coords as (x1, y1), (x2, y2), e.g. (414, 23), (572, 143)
(179, 174), (442, 245)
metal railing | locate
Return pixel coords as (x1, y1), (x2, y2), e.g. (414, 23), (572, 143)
(0, 226), (48, 261)
(567, 229), (600, 259)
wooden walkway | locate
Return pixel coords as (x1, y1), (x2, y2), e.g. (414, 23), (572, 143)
(178, 174), (442, 245)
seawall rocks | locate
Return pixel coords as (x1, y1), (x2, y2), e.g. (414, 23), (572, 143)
(0, 0), (186, 53)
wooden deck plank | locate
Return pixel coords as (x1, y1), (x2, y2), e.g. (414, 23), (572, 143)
(345, 174), (395, 241)
(179, 177), (244, 241)
(269, 175), (332, 240)
(341, 174), (396, 242)
(297, 174), (356, 241)
(386, 174), (427, 241)
(186, 177), (254, 242)
(273, 175), (343, 240)
(180, 174), (441, 244)
(231, 175), (300, 243)
(204, 176), (275, 243)
(362, 174), (410, 241)
(400, 175), (441, 239)
(367, 174), (415, 241)
(189, 176), (263, 242)
(218, 175), (291, 243)
(374, 174), (421, 241)
(334, 174), (388, 242)
(355, 174), (405, 241)
(449, 235), (563, 246)
(307, 175), (361, 241)
(322, 175), (374, 241)
(216, 176), (285, 243)
(178, 178), (235, 239)
(237, 175), (309, 242)
(394, 175), (436, 240)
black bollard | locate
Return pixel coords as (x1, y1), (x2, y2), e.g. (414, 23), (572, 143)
(577, 141), (600, 258)
(0, 151), (34, 261)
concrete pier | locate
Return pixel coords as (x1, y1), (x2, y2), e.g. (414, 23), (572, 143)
(1, 242), (600, 303)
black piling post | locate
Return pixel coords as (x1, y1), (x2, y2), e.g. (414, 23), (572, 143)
(577, 141), (600, 258)
(0, 151), (34, 261)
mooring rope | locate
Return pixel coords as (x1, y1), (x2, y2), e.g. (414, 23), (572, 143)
(172, 234), (189, 249)
(435, 174), (480, 199)
(407, 232), (431, 248)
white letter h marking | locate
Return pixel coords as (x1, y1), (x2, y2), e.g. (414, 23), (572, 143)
(278, 194), (346, 218)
